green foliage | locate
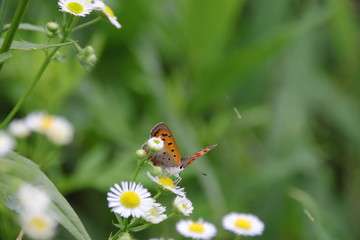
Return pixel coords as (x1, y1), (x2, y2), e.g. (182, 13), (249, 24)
(1, 0), (360, 239)
(0, 153), (91, 240)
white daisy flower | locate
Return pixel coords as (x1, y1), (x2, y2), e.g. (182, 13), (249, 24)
(149, 238), (175, 240)
(24, 111), (51, 133)
(8, 119), (31, 138)
(147, 137), (164, 152)
(147, 172), (186, 197)
(0, 130), (15, 157)
(17, 184), (50, 214)
(58, 0), (93, 17)
(176, 219), (216, 240)
(173, 196), (193, 216)
(45, 117), (74, 145)
(25, 112), (74, 145)
(107, 182), (154, 218)
(21, 211), (57, 240)
(143, 202), (167, 224)
(93, 0), (121, 28)
(222, 213), (264, 236)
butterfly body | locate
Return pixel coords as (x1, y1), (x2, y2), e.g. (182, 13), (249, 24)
(143, 122), (216, 177)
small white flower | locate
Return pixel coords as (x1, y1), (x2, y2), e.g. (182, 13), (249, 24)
(0, 130), (15, 157)
(21, 211), (57, 240)
(107, 182), (154, 218)
(8, 119), (31, 138)
(58, 0), (93, 17)
(222, 213), (264, 236)
(45, 117), (74, 145)
(149, 238), (175, 240)
(147, 137), (164, 152)
(176, 219), (216, 240)
(93, 0), (121, 28)
(173, 196), (193, 216)
(17, 184), (50, 214)
(25, 112), (74, 145)
(143, 202), (167, 224)
(24, 111), (50, 133)
(147, 172), (186, 197)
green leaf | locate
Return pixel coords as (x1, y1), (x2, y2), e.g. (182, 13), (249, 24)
(3, 23), (45, 32)
(0, 152), (91, 240)
(0, 38), (76, 50)
(129, 223), (152, 232)
(0, 51), (12, 63)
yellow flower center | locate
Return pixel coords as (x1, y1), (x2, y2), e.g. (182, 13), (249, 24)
(30, 217), (46, 230)
(104, 5), (115, 18)
(40, 116), (55, 131)
(67, 2), (85, 14)
(235, 219), (252, 230)
(158, 177), (175, 188)
(181, 203), (188, 209)
(189, 222), (205, 233)
(120, 191), (140, 208)
(150, 207), (157, 216)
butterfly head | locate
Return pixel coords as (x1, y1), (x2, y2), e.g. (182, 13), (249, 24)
(163, 165), (185, 178)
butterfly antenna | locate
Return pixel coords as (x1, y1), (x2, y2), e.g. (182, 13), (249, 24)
(187, 166), (207, 176)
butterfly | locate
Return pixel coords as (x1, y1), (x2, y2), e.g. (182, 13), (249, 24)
(142, 122), (217, 177)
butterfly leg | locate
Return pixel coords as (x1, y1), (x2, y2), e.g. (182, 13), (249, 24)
(174, 176), (182, 185)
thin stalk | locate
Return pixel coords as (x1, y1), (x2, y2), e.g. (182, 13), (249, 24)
(72, 16), (101, 32)
(132, 162), (143, 181)
(0, 42), (62, 128)
(153, 190), (162, 200)
(0, 16), (76, 128)
(0, 0), (29, 70)
(15, 229), (24, 240)
(0, 0), (10, 35)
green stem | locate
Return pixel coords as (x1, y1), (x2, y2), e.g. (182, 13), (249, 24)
(0, 0), (10, 36)
(72, 16), (102, 32)
(108, 229), (122, 240)
(153, 190), (162, 200)
(132, 158), (147, 182)
(0, 0), (29, 70)
(234, 235), (241, 240)
(15, 229), (24, 240)
(0, 16), (76, 129)
(132, 152), (154, 181)
(167, 211), (176, 220)
(0, 43), (61, 128)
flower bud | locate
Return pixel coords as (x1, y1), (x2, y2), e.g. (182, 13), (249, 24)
(151, 166), (163, 176)
(46, 22), (59, 32)
(136, 149), (146, 159)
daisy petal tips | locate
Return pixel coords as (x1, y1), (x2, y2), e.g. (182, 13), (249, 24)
(107, 182), (154, 218)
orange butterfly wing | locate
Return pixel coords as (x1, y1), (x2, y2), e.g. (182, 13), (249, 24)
(149, 122), (181, 166)
(181, 144), (217, 167)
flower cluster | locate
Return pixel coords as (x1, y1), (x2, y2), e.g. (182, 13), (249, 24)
(11, 111), (74, 145)
(174, 212), (264, 240)
(58, 0), (121, 28)
(105, 130), (265, 239)
(17, 183), (57, 239)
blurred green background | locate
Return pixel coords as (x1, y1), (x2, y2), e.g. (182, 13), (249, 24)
(1, 0), (360, 239)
